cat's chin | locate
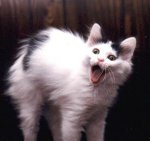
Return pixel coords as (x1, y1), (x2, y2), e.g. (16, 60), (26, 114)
(90, 65), (106, 84)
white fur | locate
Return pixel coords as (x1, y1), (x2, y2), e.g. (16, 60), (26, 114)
(7, 23), (136, 141)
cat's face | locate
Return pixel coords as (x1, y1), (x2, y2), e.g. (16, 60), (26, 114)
(86, 23), (136, 85)
(88, 41), (118, 84)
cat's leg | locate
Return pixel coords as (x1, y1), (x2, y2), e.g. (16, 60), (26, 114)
(86, 109), (108, 141)
(48, 115), (82, 141)
(86, 119), (106, 141)
(44, 104), (62, 141)
(10, 83), (43, 141)
(46, 108), (82, 141)
(61, 118), (82, 141)
(19, 96), (42, 141)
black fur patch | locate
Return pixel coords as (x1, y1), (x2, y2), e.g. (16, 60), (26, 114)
(111, 42), (122, 56)
(23, 33), (49, 70)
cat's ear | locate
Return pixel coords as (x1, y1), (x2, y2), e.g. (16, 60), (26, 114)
(86, 23), (102, 46)
(120, 37), (136, 61)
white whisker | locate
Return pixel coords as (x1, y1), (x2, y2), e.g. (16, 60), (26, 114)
(101, 66), (107, 82)
(107, 67), (116, 87)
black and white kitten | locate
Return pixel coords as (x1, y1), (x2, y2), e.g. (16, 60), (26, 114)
(7, 23), (136, 141)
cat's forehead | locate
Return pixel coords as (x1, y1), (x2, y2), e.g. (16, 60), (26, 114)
(97, 41), (112, 49)
(92, 41), (117, 53)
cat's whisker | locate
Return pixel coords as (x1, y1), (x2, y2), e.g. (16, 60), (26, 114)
(107, 87), (111, 95)
(110, 68), (116, 85)
(101, 67), (107, 82)
(103, 67), (110, 91)
(108, 67), (116, 87)
(103, 65), (109, 82)
(104, 69), (113, 95)
(104, 68), (107, 81)
(107, 68), (114, 84)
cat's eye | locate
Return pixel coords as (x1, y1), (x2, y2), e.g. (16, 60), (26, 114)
(108, 55), (116, 61)
(92, 48), (100, 54)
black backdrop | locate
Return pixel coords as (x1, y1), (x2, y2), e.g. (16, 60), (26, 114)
(0, 0), (150, 141)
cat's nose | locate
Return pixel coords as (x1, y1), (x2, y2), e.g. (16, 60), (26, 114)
(98, 58), (104, 62)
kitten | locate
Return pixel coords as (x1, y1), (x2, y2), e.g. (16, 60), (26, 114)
(7, 23), (136, 141)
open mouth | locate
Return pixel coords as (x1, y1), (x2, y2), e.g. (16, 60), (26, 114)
(91, 65), (106, 84)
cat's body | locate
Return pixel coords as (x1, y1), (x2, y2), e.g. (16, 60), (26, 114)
(7, 23), (136, 141)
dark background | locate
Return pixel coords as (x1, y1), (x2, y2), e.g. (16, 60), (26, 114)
(0, 0), (150, 141)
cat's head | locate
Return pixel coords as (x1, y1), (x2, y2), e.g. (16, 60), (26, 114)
(86, 23), (136, 85)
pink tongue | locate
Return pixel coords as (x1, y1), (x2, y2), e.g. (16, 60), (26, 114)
(91, 68), (103, 83)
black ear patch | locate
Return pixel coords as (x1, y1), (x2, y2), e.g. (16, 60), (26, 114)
(23, 33), (49, 70)
(111, 42), (122, 56)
